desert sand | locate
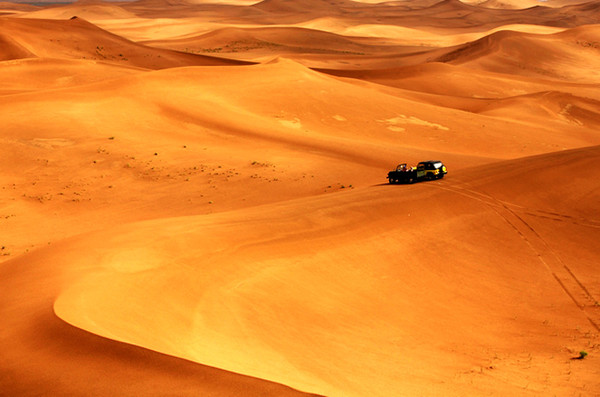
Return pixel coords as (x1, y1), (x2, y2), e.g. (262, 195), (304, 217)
(1, 0), (599, 395)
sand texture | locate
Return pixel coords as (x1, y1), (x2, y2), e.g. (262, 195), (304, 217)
(1, 0), (599, 395)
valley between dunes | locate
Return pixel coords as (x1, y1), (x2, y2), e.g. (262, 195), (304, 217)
(1, 0), (599, 395)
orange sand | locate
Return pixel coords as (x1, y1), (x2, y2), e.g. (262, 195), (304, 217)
(1, 0), (599, 395)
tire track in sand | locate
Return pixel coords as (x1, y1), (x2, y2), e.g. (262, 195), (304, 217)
(433, 179), (600, 332)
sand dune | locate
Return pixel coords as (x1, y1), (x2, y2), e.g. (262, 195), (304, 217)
(0, 58), (529, 257)
(0, 31), (36, 61)
(0, 58), (143, 94)
(0, 247), (316, 396)
(131, 0), (600, 28)
(0, 16), (252, 69)
(321, 22), (564, 45)
(15, 2), (138, 20)
(0, 1), (37, 12)
(142, 25), (415, 60)
(137, 21), (600, 75)
(290, 0), (600, 29)
(9, 0), (600, 29)
(475, 91), (600, 126)
(253, 0), (354, 13)
(314, 24), (600, 125)
(317, 61), (600, 101)
(3, 146), (599, 396)
(1, 0), (599, 395)
(473, 0), (592, 9)
(433, 25), (600, 82)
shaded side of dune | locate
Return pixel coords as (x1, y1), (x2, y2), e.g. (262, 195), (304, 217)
(0, 251), (319, 397)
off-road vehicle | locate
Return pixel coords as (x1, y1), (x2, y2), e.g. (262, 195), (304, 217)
(387, 161), (447, 184)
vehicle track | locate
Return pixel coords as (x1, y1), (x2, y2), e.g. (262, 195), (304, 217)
(433, 179), (600, 332)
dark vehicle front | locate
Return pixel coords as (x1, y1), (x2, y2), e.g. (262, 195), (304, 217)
(388, 163), (416, 184)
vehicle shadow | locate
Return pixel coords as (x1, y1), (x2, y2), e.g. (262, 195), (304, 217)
(373, 182), (415, 187)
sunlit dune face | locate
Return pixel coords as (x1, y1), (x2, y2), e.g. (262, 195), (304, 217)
(1, 1), (599, 396)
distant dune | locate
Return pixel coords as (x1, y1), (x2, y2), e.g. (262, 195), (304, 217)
(0, 1), (37, 11)
(142, 26), (412, 59)
(432, 25), (600, 82)
(0, 16), (253, 68)
(21, 2), (138, 20)
(11, 0), (600, 28)
(1, 0), (599, 396)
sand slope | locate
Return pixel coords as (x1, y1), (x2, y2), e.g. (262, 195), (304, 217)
(433, 25), (600, 82)
(0, 248), (316, 396)
(141, 26), (411, 59)
(18, 2), (138, 20)
(0, 16), (251, 68)
(0, 58), (144, 94)
(1, 1), (599, 396)
(3, 146), (599, 396)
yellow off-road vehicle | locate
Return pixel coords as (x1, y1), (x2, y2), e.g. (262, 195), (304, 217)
(416, 160), (447, 180)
